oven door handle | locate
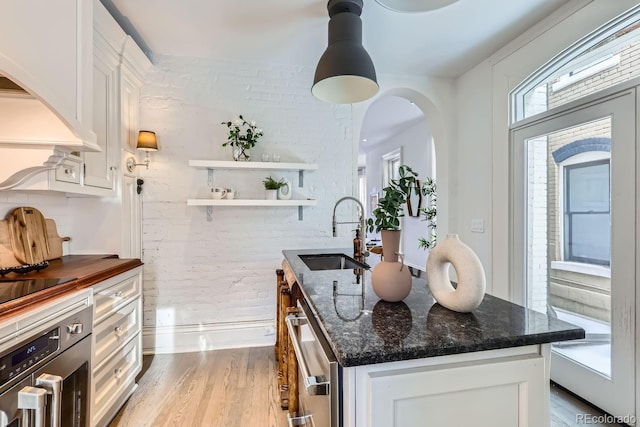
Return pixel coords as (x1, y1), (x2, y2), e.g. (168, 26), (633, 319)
(285, 314), (330, 396)
(288, 412), (314, 426)
(36, 374), (63, 427)
(18, 386), (47, 427)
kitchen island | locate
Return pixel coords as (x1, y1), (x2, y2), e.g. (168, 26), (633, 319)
(282, 248), (584, 427)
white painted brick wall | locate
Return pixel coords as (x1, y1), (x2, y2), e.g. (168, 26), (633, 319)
(138, 55), (356, 351)
(527, 136), (548, 314)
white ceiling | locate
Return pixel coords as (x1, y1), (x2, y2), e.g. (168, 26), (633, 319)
(101, 0), (569, 154)
(102, 0), (569, 77)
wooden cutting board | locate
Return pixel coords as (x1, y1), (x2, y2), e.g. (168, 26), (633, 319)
(6, 207), (51, 265)
(0, 216), (70, 267)
(0, 220), (20, 267)
(45, 219), (70, 260)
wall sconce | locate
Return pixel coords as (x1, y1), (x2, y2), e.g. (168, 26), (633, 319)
(126, 130), (158, 172)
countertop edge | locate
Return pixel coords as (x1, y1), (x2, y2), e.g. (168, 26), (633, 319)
(339, 329), (586, 367)
(0, 256), (143, 319)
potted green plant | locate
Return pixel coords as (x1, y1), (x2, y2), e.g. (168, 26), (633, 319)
(263, 176), (285, 200)
(367, 165), (419, 262)
(418, 177), (437, 250)
(367, 165), (437, 257)
(221, 114), (263, 161)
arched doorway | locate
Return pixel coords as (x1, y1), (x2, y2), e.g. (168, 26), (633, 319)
(358, 89), (442, 271)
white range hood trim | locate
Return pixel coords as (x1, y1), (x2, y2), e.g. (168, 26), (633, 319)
(0, 148), (70, 190)
(0, 92), (99, 152)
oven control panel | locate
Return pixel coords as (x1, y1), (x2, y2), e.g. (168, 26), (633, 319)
(0, 328), (59, 387)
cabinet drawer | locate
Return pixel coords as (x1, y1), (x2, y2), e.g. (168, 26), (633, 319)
(93, 298), (141, 368)
(93, 334), (142, 424)
(55, 158), (82, 184)
(94, 273), (140, 324)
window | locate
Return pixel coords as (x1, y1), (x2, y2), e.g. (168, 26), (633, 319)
(512, 7), (640, 122)
(563, 159), (610, 266)
(382, 148), (401, 188)
(358, 167), (366, 213)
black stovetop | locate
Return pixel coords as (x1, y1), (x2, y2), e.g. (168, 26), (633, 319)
(0, 278), (77, 305)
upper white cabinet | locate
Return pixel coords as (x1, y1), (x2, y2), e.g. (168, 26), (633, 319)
(86, 41), (119, 191)
(93, 0), (151, 171)
(0, 0), (97, 150)
(2, 1), (151, 196)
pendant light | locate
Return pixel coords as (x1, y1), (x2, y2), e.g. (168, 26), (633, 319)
(312, 0), (379, 104)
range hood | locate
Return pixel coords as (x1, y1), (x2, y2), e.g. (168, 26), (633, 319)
(0, 75), (99, 189)
(0, 76), (97, 149)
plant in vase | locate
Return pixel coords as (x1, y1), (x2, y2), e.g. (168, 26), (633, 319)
(367, 165), (420, 261)
(366, 165), (419, 302)
(262, 176), (285, 200)
(221, 114), (263, 161)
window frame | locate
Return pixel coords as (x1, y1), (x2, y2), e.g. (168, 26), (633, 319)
(510, 5), (640, 123)
(560, 153), (611, 266)
(382, 148), (402, 189)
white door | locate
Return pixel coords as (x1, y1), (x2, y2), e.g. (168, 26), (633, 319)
(511, 88), (636, 420)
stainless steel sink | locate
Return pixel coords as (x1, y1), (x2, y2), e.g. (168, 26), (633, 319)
(299, 253), (370, 271)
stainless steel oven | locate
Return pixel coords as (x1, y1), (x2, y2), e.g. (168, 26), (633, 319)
(0, 303), (92, 427)
(286, 299), (341, 427)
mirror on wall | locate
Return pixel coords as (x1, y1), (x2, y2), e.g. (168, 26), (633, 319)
(406, 180), (422, 217)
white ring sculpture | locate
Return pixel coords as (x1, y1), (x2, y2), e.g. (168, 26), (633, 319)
(426, 234), (486, 313)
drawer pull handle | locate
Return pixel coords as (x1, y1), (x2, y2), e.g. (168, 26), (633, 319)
(113, 291), (124, 299)
(288, 413), (314, 426)
(64, 168), (74, 176)
(114, 367), (123, 379)
(114, 326), (123, 337)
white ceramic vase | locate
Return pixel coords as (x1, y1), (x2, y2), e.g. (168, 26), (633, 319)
(426, 234), (486, 312)
(265, 189), (278, 200)
(277, 179), (292, 200)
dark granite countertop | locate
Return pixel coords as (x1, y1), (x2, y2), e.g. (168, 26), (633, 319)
(283, 248), (585, 367)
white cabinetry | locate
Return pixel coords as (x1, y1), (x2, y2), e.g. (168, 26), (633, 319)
(5, 1), (151, 197)
(0, 0), (96, 149)
(91, 267), (143, 427)
(187, 160), (318, 220)
(86, 32), (120, 192)
(343, 345), (550, 427)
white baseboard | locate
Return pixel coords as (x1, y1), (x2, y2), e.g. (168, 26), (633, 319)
(405, 261), (426, 273)
(143, 320), (276, 355)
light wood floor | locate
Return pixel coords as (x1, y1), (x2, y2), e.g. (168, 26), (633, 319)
(109, 348), (624, 427)
(550, 383), (624, 426)
(108, 347), (288, 427)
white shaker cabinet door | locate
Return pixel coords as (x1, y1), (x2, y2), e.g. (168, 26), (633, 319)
(85, 49), (118, 191)
(347, 347), (549, 427)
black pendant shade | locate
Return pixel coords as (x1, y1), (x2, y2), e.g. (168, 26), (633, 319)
(312, 0), (379, 104)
